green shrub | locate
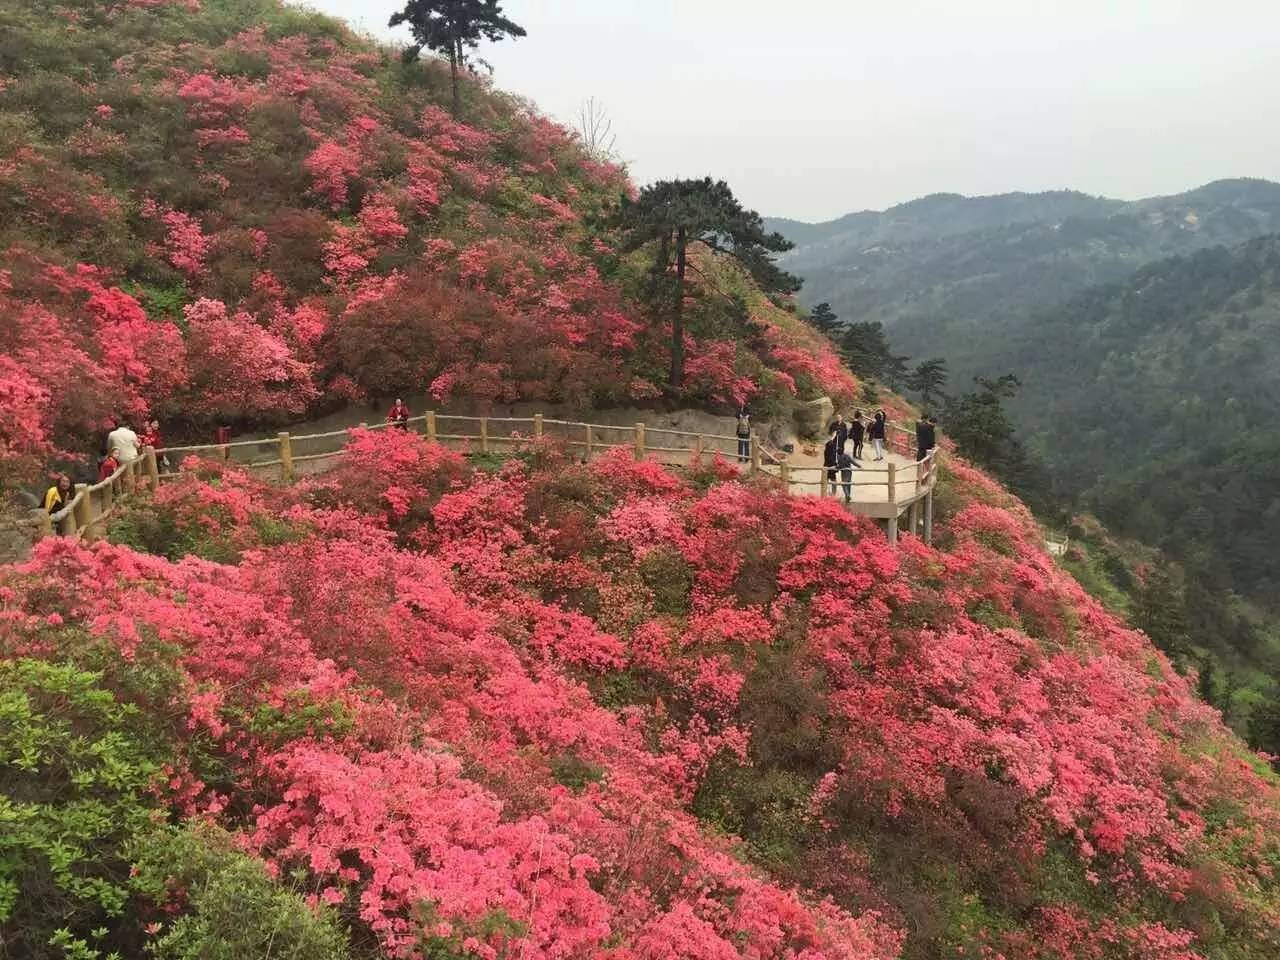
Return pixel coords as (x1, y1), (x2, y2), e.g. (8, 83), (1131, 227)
(0, 659), (168, 959)
(637, 548), (692, 616)
(129, 824), (350, 960)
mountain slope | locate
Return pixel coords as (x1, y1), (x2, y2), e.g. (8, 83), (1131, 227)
(768, 179), (1280, 368)
(8, 429), (1280, 960)
(0, 0), (848, 488)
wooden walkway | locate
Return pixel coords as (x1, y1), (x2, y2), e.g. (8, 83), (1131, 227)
(19, 412), (939, 547)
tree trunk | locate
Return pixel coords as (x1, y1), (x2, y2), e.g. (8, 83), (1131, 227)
(449, 43), (461, 118)
(669, 227), (687, 390)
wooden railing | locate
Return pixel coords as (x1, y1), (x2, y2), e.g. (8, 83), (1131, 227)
(21, 448), (161, 543)
(756, 423), (940, 507)
(17, 413), (940, 548)
(151, 413), (750, 483)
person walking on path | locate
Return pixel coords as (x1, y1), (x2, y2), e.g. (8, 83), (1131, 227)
(916, 415), (937, 461)
(736, 409), (752, 463)
(850, 410), (866, 461)
(43, 475), (72, 514)
(388, 398), (410, 431)
(106, 420), (140, 464)
(868, 410), (887, 461)
(823, 427), (841, 496)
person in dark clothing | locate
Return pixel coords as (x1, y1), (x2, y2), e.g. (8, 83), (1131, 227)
(916, 414), (937, 461)
(823, 429), (840, 496)
(736, 409), (752, 463)
(868, 410), (887, 461)
(829, 413), (850, 451)
(849, 410), (866, 460)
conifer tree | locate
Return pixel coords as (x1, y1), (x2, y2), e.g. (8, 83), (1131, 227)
(390, 0), (526, 117)
(807, 302), (841, 337)
(908, 357), (949, 409)
(613, 178), (797, 389)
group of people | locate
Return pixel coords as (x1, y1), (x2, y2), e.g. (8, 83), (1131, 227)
(42, 418), (165, 515)
(822, 409), (938, 502)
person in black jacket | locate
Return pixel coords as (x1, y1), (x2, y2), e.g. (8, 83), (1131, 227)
(916, 415), (937, 461)
(829, 413), (850, 451)
(868, 410), (887, 461)
(849, 410), (866, 460)
(823, 428), (840, 496)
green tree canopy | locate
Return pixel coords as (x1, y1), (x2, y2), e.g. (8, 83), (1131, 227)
(613, 177), (797, 388)
(807, 302), (841, 337)
(390, 0), (526, 117)
(908, 357), (949, 409)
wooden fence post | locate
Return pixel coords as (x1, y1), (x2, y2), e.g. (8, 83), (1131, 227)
(750, 433), (761, 475)
(73, 485), (91, 537)
(584, 424), (593, 461)
(34, 509), (52, 541)
(780, 462), (791, 487)
(480, 417), (489, 453)
(887, 462), (897, 504)
(693, 434), (703, 463)
(534, 413), (544, 438)
(634, 422), (646, 460)
(923, 492), (934, 545)
(144, 447), (159, 488)
(425, 411), (437, 441)
(278, 432), (294, 483)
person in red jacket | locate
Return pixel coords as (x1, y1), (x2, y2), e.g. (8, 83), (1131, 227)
(387, 398), (410, 431)
(98, 449), (121, 482)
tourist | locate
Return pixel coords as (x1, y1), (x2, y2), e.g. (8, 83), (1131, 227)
(838, 444), (857, 503)
(98, 448), (121, 482)
(43, 474), (72, 514)
(823, 427), (840, 496)
(830, 412), (850, 451)
(140, 419), (171, 472)
(869, 410), (887, 461)
(850, 410), (866, 460)
(388, 398), (410, 430)
(916, 415), (937, 461)
(106, 419), (140, 464)
(735, 408), (752, 463)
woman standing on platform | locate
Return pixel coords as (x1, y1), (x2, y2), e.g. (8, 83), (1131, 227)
(869, 409), (887, 461)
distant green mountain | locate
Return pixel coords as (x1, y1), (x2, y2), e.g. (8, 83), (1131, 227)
(768, 179), (1280, 374)
(1004, 234), (1280, 605)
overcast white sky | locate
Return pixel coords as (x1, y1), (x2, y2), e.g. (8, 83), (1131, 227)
(302, 0), (1280, 222)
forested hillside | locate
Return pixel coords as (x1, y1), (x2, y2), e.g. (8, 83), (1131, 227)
(1005, 236), (1280, 601)
(0, 0), (849, 488)
(4, 3), (1280, 960)
(768, 179), (1280, 374)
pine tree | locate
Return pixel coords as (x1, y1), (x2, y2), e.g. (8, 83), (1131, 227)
(839, 321), (895, 380)
(390, 0), (526, 118)
(613, 178), (796, 389)
(807, 302), (841, 337)
(908, 357), (949, 409)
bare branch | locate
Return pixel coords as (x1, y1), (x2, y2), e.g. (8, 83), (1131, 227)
(577, 96), (618, 162)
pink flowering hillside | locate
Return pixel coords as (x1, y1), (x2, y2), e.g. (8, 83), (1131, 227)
(0, 0), (851, 486)
(3, 431), (1279, 959)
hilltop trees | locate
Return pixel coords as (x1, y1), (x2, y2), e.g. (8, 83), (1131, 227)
(614, 178), (797, 389)
(907, 357), (948, 409)
(390, 0), (527, 117)
(807, 301), (841, 337)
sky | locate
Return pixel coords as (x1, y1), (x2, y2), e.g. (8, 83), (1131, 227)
(303, 0), (1280, 222)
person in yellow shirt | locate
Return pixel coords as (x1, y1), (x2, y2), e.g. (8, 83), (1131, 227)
(43, 474), (72, 513)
